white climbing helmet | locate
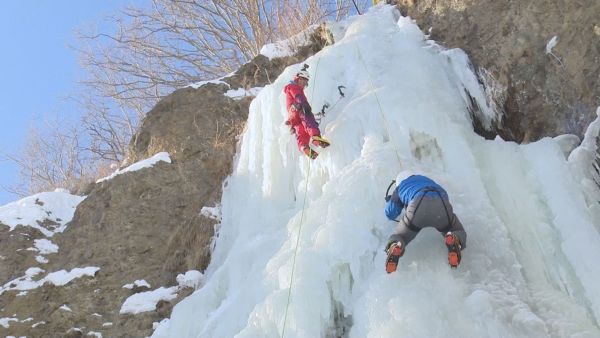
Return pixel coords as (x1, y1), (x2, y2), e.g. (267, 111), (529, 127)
(296, 69), (310, 81)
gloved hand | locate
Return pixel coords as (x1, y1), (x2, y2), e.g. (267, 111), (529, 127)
(284, 120), (295, 134)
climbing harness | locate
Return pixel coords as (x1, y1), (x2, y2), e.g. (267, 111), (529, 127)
(384, 180), (396, 202)
(398, 187), (455, 234)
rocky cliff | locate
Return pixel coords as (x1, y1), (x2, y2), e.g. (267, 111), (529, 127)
(0, 27), (330, 338)
(396, 0), (600, 142)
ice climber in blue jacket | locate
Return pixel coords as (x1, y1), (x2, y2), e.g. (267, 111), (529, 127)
(384, 172), (467, 273)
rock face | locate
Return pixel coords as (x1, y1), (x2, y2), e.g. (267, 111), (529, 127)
(0, 27), (329, 338)
(396, 0), (600, 142)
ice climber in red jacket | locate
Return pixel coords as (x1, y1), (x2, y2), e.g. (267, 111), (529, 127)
(284, 68), (330, 159)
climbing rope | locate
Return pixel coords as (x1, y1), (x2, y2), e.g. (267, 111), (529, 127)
(281, 158), (311, 337)
(281, 55), (322, 338)
(355, 45), (403, 168)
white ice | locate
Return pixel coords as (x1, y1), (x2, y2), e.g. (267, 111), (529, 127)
(149, 5), (599, 338)
(96, 152), (171, 183)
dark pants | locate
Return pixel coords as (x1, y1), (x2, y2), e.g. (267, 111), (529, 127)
(388, 194), (467, 249)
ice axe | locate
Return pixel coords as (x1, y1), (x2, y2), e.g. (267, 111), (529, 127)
(316, 85), (346, 123)
(385, 180), (400, 223)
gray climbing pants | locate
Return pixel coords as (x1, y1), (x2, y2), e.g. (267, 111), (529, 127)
(388, 193), (467, 249)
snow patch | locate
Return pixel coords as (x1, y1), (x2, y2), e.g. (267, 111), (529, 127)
(546, 35), (559, 54)
(176, 270), (203, 289)
(97, 152), (171, 183)
(0, 189), (85, 237)
(60, 304), (72, 312)
(34, 239), (59, 254)
(35, 255), (48, 264)
(0, 317), (18, 328)
(224, 87), (263, 100)
(123, 279), (151, 289)
(32, 321), (46, 328)
(200, 205), (221, 221)
(87, 331), (102, 338)
(0, 267), (100, 295)
(120, 287), (178, 315)
(188, 77), (230, 89)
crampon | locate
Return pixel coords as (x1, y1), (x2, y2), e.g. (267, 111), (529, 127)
(445, 232), (462, 268)
(385, 242), (404, 273)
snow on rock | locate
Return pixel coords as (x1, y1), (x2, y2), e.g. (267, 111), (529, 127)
(0, 189), (85, 237)
(546, 35), (559, 54)
(68, 328), (83, 335)
(60, 304), (72, 312)
(176, 270), (203, 289)
(35, 255), (48, 264)
(102, 322), (113, 327)
(31, 321), (45, 328)
(119, 287), (178, 315)
(96, 152), (171, 183)
(200, 205), (221, 221)
(260, 25), (321, 59)
(87, 331), (102, 338)
(0, 267), (100, 295)
(0, 317), (18, 328)
(44, 267), (100, 286)
(224, 87), (263, 100)
(123, 279), (151, 290)
(33, 239), (59, 254)
(188, 77), (230, 89)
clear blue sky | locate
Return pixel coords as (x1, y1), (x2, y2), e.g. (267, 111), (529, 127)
(0, 1), (141, 205)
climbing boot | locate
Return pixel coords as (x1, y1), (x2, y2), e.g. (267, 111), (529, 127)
(385, 242), (404, 273)
(302, 146), (318, 159)
(444, 232), (462, 268)
(311, 135), (331, 148)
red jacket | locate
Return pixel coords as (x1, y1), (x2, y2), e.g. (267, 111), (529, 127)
(284, 82), (312, 122)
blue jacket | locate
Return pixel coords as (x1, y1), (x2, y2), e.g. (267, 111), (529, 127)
(385, 175), (447, 220)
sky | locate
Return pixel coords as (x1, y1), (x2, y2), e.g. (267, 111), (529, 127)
(0, 1), (141, 205)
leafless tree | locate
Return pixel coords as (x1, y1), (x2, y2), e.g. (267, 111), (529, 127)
(75, 0), (368, 161)
(5, 1), (371, 197)
(2, 117), (106, 196)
